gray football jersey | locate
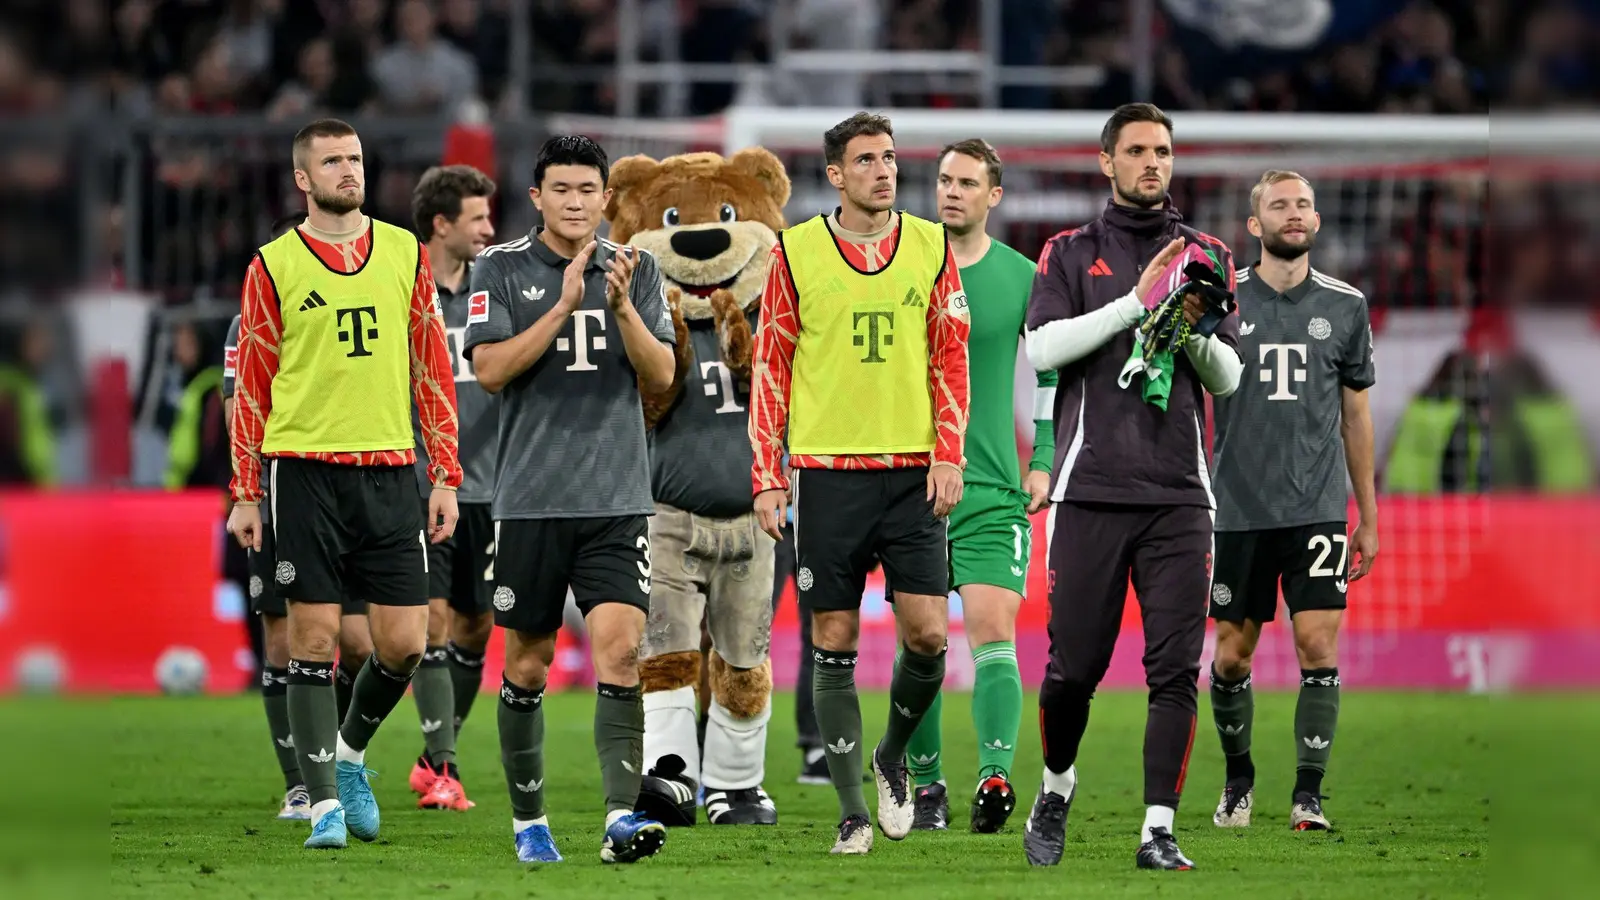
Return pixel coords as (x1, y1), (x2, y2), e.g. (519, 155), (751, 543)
(461, 230), (676, 520)
(651, 313), (758, 519)
(1212, 266), (1375, 531)
(414, 261), (499, 503)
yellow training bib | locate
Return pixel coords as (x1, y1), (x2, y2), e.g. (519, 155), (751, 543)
(783, 212), (946, 455)
(258, 219), (418, 454)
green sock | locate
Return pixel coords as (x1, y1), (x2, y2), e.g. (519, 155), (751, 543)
(447, 642), (486, 737)
(413, 646), (456, 767)
(594, 683), (644, 813)
(497, 676), (546, 819)
(335, 659), (359, 725)
(899, 644), (943, 785)
(285, 659), (339, 805)
(341, 655), (413, 752)
(1210, 664), (1256, 783)
(260, 666), (302, 789)
(878, 644), (947, 763)
(971, 641), (1022, 783)
(811, 649), (868, 819)
(1294, 667), (1340, 796)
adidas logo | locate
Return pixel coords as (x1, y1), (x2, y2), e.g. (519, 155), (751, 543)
(516, 777), (543, 792)
(983, 738), (1013, 751)
(420, 719), (443, 734)
(901, 287), (925, 308)
(1240, 321), (1256, 336)
(1303, 735), (1331, 750)
(912, 753), (938, 766)
(298, 290), (329, 312)
(308, 748), (334, 763)
(1088, 258), (1114, 276)
(1218, 724), (1244, 735)
(276, 736), (295, 748)
(894, 702), (914, 717)
(828, 737), (856, 755)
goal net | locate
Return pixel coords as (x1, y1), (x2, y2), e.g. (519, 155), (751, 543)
(553, 108), (1590, 692)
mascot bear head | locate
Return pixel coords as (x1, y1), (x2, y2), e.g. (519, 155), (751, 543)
(604, 148), (791, 427)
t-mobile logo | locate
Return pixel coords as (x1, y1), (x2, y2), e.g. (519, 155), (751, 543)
(699, 360), (745, 414)
(558, 309), (607, 371)
(1258, 343), (1308, 400)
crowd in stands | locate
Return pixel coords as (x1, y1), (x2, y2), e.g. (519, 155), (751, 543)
(1, 0), (1589, 120)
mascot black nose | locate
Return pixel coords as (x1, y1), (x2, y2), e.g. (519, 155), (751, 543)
(669, 228), (731, 261)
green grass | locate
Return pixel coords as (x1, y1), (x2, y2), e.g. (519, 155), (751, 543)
(10, 690), (1506, 898)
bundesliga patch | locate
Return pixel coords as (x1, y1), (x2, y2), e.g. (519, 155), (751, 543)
(223, 345), (238, 378)
(467, 290), (490, 324)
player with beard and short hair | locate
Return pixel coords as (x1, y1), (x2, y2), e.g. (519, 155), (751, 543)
(463, 135), (678, 865)
(225, 211), (316, 822)
(1207, 170), (1377, 833)
(1023, 102), (1243, 871)
(903, 138), (1054, 834)
(403, 165), (500, 812)
(750, 111), (971, 855)
(228, 118), (463, 850)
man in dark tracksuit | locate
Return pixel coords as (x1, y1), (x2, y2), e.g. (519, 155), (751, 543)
(1020, 103), (1245, 871)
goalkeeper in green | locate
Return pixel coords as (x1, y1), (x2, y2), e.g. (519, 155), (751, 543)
(902, 139), (1056, 833)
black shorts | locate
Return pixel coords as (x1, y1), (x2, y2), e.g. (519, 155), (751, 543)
(426, 501), (496, 615)
(792, 467), (948, 611)
(248, 506), (366, 617)
(268, 458), (427, 608)
(491, 515), (651, 634)
(1210, 522), (1350, 624)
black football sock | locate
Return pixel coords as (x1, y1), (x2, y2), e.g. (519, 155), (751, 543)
(334, 659), (359, 725)
(1210, 665), (1256, 783)
(595, 683), (645, 814)
(1295, 668), (1340, 797)
(1038, 675), (1092, 778)
(811, 649), (869, 819)
(447, 641), (487, 737)
(340, 654), (414, 752)
(497, 677), (547, 820)
(285, 659), (339, 805)
(412, 645), (456, 768)
(260, 666), (302, 789)
(878, 643), (947, 762)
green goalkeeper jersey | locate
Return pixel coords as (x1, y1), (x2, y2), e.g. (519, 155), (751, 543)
(959, 239), (1057, 492)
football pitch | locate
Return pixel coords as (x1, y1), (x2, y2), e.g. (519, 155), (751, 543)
(14, 690), (1516, 897)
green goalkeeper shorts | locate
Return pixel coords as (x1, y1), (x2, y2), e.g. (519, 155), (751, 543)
(948, 484), (1032, 595)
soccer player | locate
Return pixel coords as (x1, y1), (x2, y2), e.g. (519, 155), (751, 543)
(227, 118), (463, 851)
(1023, 103), (1244, 870)
(1207, 170), (1378, 832)
(750, 111), (971, 855)
(461, 135), (677, 865)
(904, 138), (1056, 834)
(224, 211), (313, 822)
(403, 164), (500, 812)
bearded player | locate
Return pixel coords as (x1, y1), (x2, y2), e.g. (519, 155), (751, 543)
(1208, 170), (1378, 832)
(404, 165), (500, 811)
(751, 111), (970, 855)
(224, 211), (315, 822)
(228, 118), (462, 850)
(905, 139), (1055, 834)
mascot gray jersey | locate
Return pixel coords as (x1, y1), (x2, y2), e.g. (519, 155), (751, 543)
(602, 148), (790, 826)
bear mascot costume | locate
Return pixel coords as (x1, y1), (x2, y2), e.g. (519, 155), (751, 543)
(603, 148), (790, 826)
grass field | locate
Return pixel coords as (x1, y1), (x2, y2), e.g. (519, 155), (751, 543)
(14, 689), (1509, 898)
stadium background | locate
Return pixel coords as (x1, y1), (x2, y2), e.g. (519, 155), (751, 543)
(0, 0), (1595, 698)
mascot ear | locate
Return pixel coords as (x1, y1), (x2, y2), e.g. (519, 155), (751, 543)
(728, 147), (790, 209)
(604, 155), (661, 237)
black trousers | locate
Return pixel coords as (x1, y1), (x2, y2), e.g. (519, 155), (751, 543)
(770, 522), (819, 749)
(1039, 501), (1212, 808)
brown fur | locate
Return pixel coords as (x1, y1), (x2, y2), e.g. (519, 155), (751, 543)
(639, 649), (701, 694)
(602, 149), (790, 428)
(709, 651), (773, 720)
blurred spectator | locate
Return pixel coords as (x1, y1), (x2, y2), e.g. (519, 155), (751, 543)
(0, 320), (60, 487)
(370, 0), (479, 117)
